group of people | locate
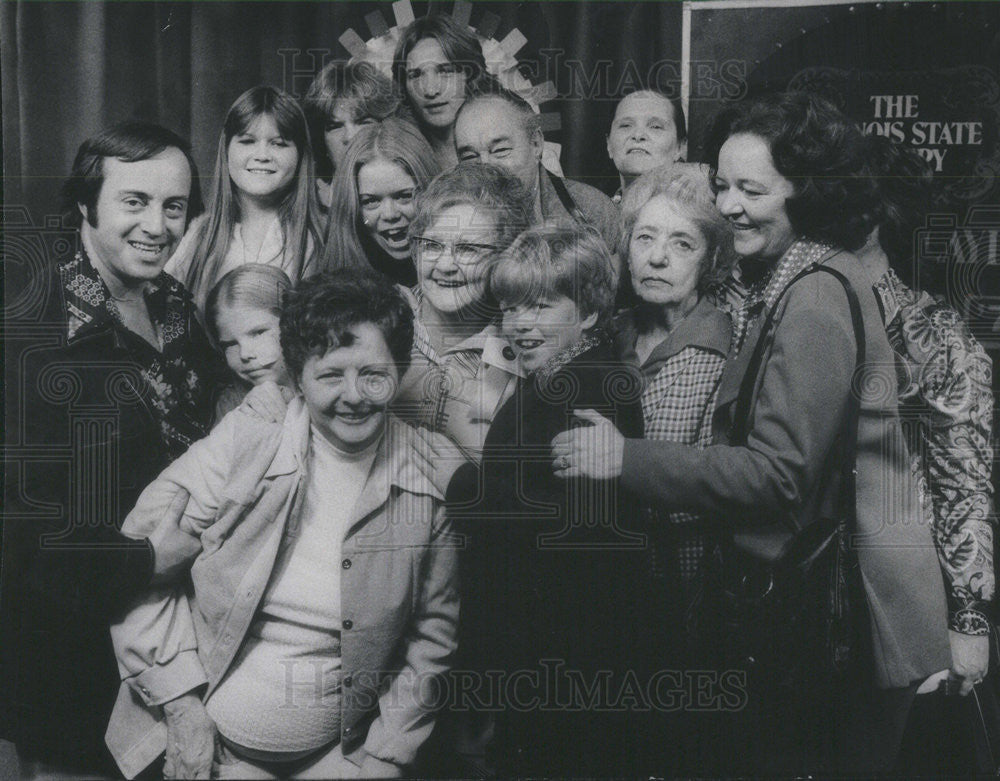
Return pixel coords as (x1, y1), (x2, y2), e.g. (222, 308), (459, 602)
(2, 11), (995, 780)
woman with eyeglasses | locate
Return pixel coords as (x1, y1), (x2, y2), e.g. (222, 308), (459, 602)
(393, 162), (532, 462)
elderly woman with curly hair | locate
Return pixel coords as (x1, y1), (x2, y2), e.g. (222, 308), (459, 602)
(553, 92), (953, 774)
(394, 162), (533, 462)
(605, 163), (735, 606)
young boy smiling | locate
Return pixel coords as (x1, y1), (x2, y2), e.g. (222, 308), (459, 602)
(445, 224), (648, 777)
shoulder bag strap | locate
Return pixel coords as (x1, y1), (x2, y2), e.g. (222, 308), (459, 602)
(544, 167), (591, 227)
(731, 263), (866, 532)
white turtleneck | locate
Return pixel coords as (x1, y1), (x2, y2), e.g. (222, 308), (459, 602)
(206, 426), (378, 758)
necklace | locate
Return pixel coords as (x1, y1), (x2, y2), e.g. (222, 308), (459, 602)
(240, 217), (279, 267)
(106, 284), (149, 306)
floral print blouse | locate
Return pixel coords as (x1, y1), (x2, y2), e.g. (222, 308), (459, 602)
(875, 268), (995, 635)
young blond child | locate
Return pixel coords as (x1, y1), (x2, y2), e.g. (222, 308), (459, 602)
(205, 263), (293, 421)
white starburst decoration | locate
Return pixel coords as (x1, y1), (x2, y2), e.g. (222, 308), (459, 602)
(338, 0), (564, 175)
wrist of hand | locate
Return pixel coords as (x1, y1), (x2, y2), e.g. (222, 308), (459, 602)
(360, 754), (404, 778)
(162, 689), (206, 715)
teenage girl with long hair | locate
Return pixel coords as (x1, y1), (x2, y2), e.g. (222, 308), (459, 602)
(167, 85), (322, 313)
(320, 117), (440, 287)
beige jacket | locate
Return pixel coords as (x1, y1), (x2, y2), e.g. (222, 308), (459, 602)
(105, 399), (458, 778)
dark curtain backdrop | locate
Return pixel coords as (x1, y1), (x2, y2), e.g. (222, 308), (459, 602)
(2, 1), (683, 225)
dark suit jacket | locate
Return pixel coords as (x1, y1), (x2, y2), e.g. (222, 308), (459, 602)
(2, 246), (222, 767)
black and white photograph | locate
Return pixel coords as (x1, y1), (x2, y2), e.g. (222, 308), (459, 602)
(3, 0), (1000, 777)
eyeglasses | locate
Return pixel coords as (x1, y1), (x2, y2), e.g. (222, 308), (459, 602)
(413, 236), (502, 265)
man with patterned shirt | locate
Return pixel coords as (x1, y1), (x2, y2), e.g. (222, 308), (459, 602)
(2, 122), (225, 775)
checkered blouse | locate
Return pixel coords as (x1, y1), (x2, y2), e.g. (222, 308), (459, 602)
(614, 298), (731, 582)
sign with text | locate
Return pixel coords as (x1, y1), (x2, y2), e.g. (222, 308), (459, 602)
(788, 66), (999, 205)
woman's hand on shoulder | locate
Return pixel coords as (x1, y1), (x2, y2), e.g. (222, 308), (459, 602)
(162, 691), (216, 779)
(550, 409), (625, 480)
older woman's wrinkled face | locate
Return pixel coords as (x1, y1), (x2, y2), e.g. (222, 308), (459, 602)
(415, 203), (499, 316)
(714, 133), (796, 263)
(607, 92), (684, 180)
(629, 195), (707, 315)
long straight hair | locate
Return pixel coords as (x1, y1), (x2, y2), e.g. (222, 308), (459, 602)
(183, 85), (321, 310)
(320, 117), (440, 275)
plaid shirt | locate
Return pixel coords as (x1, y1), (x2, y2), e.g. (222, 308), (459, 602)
(614, 298), (731, 581)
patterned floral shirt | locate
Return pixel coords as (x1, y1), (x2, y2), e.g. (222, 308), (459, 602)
(875, 268), (995, 635)
(60, 248), (221, 461)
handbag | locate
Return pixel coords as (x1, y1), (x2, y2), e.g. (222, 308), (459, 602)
(695, 263), (869, 685)
(967, 620), (1000, 773)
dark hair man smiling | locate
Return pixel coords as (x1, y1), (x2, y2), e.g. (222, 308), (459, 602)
(2, 121), (224, 775)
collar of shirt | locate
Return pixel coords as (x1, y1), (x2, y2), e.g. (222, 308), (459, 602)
(232, 217), (285, 267)
(706, 263), (749, 318)
(265, 395), (442, 500)
(60, 244), (189, 349)
(873, 266), (908, 329)
(613, 297), (731, 379)
(533, 330), (605, 389)
(406, 287), (524, 378)
(732, 238), (833, 350)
